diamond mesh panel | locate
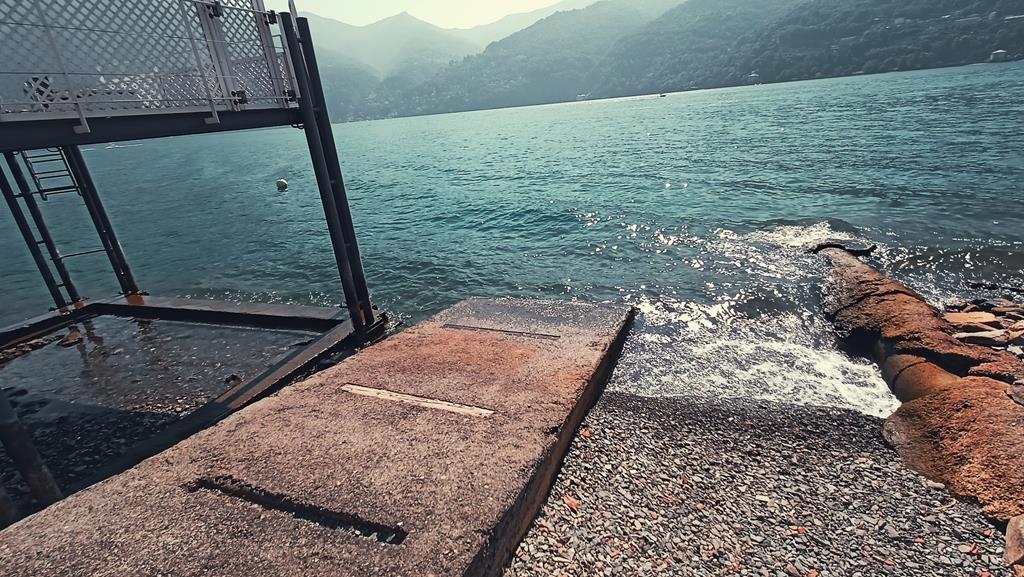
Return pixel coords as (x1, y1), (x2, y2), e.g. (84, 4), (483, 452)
(0, 0), (295, 119)
(217, 4), (282, 104)
(0, 0), (41, 24)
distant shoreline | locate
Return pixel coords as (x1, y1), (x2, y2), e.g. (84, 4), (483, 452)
(336, 59), (1023, 125)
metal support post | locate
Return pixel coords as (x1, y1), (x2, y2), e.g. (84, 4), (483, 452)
(280, 13), (370, 334)
(296, 17), (375, 330)
(0, 389), (63, 506)
(4, 152), (81, 303)
(62, 146), (140, 296)
(0, 483), (19, 527)
(0, 169), (68, 309)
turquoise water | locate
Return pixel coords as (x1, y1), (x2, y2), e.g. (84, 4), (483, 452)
(3, 63), (1023, 415)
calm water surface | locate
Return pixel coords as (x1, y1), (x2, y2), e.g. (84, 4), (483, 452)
(3, 63), (1023, 416)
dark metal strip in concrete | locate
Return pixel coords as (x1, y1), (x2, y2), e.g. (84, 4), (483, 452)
(185, 475), (408, 545)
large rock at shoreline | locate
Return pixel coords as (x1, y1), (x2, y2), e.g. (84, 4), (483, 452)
(883, 376), (1024, 520)
(820, 247), (1024, 522)
(1007, 515), (1024, 570)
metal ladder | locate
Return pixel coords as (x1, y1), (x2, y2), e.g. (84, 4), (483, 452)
(0, 147), (139, 309)
(21, 149), (85, 200)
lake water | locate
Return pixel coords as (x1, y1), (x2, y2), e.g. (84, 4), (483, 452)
(3, 63), (1022, 416)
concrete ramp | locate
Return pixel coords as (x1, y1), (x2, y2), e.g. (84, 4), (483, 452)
(0, 299), (634, 577)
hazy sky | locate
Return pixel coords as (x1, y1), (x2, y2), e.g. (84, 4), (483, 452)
(265, 0), (564, 28)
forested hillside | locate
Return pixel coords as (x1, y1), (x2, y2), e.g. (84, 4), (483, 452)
(590, 0), (803, 97)
(376, 2), (659, 117)
(311, 0), (1024, 121)
(736, 0), (1024, 84)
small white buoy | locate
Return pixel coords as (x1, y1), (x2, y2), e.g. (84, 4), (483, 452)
(276, 178), (289, 191)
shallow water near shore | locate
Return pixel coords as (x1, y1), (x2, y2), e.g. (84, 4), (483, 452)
(2, 63), (1023, 417)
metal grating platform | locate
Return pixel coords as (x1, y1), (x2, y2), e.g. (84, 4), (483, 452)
(0, 7), (383, 526)
(0, 0), (297, 128)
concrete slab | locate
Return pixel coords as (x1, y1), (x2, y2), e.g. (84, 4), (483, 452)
(0, 298), (634, 577)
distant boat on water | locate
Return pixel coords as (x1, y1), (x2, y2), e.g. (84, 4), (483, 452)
(989, 50), (1011, 63)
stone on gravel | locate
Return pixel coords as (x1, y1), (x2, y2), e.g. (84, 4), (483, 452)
(0, 336), (60, 366)
(57, 329), (82, 348)
(820, 249), (1024, 521)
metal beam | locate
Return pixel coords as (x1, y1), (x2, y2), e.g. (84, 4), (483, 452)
(0, 109), (302, 153)
(0, 483), (19, 528)
(297, 17), (376, 330)
(91, 295), (349, 333)
(4, 152), (81, 303)
(0, 389), (63, 506)
(0, 168), (68, 309)
(280, 13), (367, 335)
(62, 146), (140, 296)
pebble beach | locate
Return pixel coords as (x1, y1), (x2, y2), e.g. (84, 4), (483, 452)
(506, 393), (1009, 577)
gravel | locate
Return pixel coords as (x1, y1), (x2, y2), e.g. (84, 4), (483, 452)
(505, 393), (1010, 577)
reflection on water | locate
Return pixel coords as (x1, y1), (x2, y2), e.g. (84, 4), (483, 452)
(1, 317), (312, 417)
(0, 317), (315, 510)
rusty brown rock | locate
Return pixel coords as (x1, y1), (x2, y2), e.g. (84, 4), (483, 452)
(883, 376), (1024, 520)
(822, 249), (1015, 364)
(878, 354), (927, 387)
(892, 330), (1004, 373)
(822, 248), (1024, 523)
(969, 359), (1024, 384)
(890, 361), (961, 402)
(1007, 515), (1024, 567)
(1012, 384), (1024, 407)
(957, 322), (1009, 334)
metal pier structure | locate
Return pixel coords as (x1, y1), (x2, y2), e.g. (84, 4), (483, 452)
(0, 0), (384, 520)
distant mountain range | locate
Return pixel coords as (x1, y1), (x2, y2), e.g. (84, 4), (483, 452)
(306, 0), (1024, 122)
(302, 0), (600, 77)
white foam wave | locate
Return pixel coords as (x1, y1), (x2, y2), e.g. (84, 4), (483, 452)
(609, 220), (900, 418)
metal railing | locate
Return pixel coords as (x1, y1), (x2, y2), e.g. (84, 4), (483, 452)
(0, 0), (299, 130)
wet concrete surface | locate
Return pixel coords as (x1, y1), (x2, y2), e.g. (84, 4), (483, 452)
(0, 317), (317, 513)
(0, 298), (633, 577)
